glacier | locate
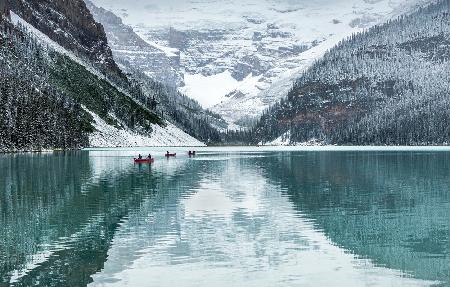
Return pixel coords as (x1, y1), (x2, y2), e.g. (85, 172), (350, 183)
(90, 0), (433, 130)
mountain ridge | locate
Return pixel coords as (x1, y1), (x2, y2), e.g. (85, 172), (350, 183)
(0, 0), (209, 152)
(9, 0), (124, 78)
(252, 0), (450, 145)
(91, 0), (435, 130)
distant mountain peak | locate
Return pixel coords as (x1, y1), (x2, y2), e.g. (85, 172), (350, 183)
(91, 0), (434, 130)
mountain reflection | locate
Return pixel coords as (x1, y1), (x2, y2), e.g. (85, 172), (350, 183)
(0, 151), (199, 286)
(260, 151), (450, 284)
(1, 150), (448, 286)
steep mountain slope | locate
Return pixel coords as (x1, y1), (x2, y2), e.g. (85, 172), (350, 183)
(0, 16), (162, 151)
(252, 0), (450, 145)
(9, 0), (122, 77)
(0, 17), (90, 151)
(0, 2), (204, 151)
(85, 0), (224, 143)
(85, 0), (183, 87)
(114, 64), (225, 144)
(90, 0), (433, 129)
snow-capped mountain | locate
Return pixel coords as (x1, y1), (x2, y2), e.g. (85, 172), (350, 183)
(90, 0), (433, 129)
(85, 0), (184, 87)
(0, 0), (207, 152)
(85, 0), (225, 144)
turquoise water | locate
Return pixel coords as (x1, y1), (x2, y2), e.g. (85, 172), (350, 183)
(1, 148), (449, 286)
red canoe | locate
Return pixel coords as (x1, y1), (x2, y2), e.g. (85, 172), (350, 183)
(165, 153), (177, 157)
(134, 158), (154, 164)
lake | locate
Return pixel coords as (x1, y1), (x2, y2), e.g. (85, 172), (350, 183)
(1, 147), (449, 286)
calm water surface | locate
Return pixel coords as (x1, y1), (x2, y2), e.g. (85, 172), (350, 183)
(1, 147), (450, 286)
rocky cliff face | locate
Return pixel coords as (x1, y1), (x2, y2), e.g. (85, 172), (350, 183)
(85, 0), (184, 87)
(9, 0), (121, 76)
(91, 0), (434, 130)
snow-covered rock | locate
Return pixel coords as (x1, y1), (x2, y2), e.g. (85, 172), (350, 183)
(90, 0), (433, 130)
(87, 109), (205, 147)
(262, 131), (324, 147)
(11, 10), (205, 148)
(11, 0), (121, 76)
(85, 1), (184, 87)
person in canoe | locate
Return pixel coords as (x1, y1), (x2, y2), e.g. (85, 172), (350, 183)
(147, 154), (152, 159)
(138, 154), (143, 159)
(165, 151), (176, 157)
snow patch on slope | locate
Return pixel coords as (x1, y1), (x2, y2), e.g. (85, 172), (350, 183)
(91, 0), (433, 130)
(262, 130), (324, 146)
(262, 130), (325, 146)
(145, 40), (179, 58)
(11, 11), (204, 147)
(263, 131), (291, 146)
(180, 70), (263, 108)
(10, 11), (105, 80)
(86, 110), (205, 147)
(180, 71), (237, 108)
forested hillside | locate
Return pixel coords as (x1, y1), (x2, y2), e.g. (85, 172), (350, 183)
(0, 10), (162, 151)
(0, 0), (225, 151)
(118, 62), (224, 144)
(85, 0), (224, 144)
(253, 0), (450, 145)
(0, 19), (90, 150)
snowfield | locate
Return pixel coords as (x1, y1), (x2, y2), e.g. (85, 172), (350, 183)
(180, 71), (263, 108)
(91, 0), (434, 130)
(87, 110), (205, 148)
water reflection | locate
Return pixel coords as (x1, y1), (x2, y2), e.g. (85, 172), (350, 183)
(89, 152), (439, 286)
(260, 152), (450, 285)
(0, 151), (196, 286)
(0, 150), (448, 286)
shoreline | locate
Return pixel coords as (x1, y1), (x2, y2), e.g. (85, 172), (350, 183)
(4, 144), (450, 155)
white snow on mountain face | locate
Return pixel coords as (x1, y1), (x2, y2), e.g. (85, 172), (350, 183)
(11, 10), (205, 147)
(179, 71), (262, 109)
(91, 0), (433, 129)
(86, 109), (205, 147)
